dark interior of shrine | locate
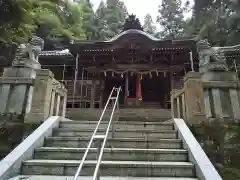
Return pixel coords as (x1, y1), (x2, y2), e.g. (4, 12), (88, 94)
(104, 76), (125, 105)
(141, 74), (168, 108)
(103, 72), (170, 108)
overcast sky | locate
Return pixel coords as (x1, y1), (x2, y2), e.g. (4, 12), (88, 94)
(90, 0), (194, 25)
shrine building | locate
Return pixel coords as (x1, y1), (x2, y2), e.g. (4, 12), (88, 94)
(0, 15), (198, 110)
(38, 15), (198, 109)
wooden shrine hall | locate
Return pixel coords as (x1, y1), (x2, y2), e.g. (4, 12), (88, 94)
(2, 15), (199, 109)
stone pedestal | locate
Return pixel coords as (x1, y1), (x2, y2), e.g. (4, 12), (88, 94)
(0, 37), (67, 144)
(184, 72), (206, 124)
(24, 69), (54, 124)
(0, 67), (36, 116)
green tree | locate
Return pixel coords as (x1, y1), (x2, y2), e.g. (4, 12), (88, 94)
(95, 0), (108, 40)
(143, 14), (156, 35)
(157, 0), (187, 38)
(0, 0), (63, 44)
(104, 0), (128, 39)
(0, 0), (87, 46)
(186, 0), (240, 46)
(78, 0), (96, 40)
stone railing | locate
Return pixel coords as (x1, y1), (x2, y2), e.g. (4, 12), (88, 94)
(202, 78), (240, 120)
(0, 116), (62, 180)
(25, 69), (67, 124)
(171, 72), (205, 124)
(173, 118), (222, 180)
(0, 69), (67, 124)
(171, 88), (186, 119)
(171, 71), (240, 124)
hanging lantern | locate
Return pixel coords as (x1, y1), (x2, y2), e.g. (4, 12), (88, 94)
(112, 71), (114, 77)
(121, 73), (123, 78)
(164, 71), (166, 78)
(149, 72), (152, 78)
(130, 72), (133, 76)
(156, 70), (159, 76)
(104, 71), (107, 76)
(140, 74), (143, 80)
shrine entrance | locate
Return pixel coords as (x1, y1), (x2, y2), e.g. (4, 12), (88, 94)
(141, 74), (170, 108)
(103, 71), (170, 108)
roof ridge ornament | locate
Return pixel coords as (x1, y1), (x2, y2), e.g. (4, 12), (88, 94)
(123, 14), (143, 31)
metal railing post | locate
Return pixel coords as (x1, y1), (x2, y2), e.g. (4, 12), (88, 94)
(73, 86), (121, 180)
(95, 136), (102, 180)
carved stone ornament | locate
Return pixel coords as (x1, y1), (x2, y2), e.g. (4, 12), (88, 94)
(12, 36), (44, 69)
(197, 39), (228, 73)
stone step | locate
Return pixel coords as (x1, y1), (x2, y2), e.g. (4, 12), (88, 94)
(53, 128), (178, 139)
(59, 121), (174, 131)
(34, 147), (188, 162)
(45, 137), (183, 149)
(22, 160), (195, 177)
(66, 108), (171, 122)
(8, 176), (199, 180)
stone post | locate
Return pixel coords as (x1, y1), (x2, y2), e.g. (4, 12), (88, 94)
(49, 90), (56, 116)
(0, 84), (11, 113)
(184, 72), (206, 124)
(211, 88), (224, 118)
(176, 97), (181, 118)
(62, 94), (67, 117)
(182, 93), (186, 119)
(55, 94), (61, 116)
(229, 89), (240, 119)
(170, 90), (178, 118)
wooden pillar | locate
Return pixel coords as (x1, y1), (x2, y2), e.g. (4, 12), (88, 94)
(136, 75), (139, 105)
(125, 73), (129, 104)
(90, 79), (96, 108)
(99, 79), (105, 109)
(62, 94), (67, 117)
(169, 71), (174, 90)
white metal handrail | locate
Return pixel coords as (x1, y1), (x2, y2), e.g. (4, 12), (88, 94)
(73, 86), (121, 180)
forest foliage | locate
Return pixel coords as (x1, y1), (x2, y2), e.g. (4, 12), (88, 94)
(1, 0), (240, 47)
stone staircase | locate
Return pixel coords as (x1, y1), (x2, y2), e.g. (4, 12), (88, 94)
(13, 118), (199, 180)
